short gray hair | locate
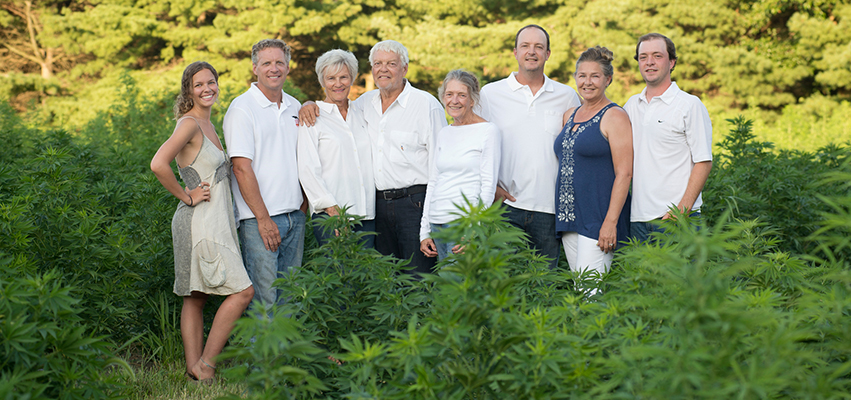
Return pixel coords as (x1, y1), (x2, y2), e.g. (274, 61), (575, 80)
(369, 40), (409, 67)
(251, 39), (292, 65)
(437, 69), (481, 109)
(315, 49), (358, 88)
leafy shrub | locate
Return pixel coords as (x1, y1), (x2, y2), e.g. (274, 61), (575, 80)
(0, 258), (130, 399)
(219, 166), (851, 399)
(703, 116), (849, 255)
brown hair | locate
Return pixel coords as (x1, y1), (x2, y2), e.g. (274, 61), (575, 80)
(515, 24), (550, 52)
(634, 33), (677, 71)
(576, 46), (615, 79)
(173, 61), (218, 119)
(251, 39), (292, 65)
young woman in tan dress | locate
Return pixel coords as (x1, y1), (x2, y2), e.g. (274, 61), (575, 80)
(151, 61), (254, 383)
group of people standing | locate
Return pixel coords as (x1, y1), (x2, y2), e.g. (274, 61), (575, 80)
(150, 25), (712, 382)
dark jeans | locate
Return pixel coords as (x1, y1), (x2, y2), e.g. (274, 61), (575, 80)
(630, 211), (701, 243)
(375, 190), (436, 276)
(503, 204), (560, 270)
(311, 213), (376, 249)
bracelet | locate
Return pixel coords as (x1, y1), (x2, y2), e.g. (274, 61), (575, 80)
(188, 195), (194, 207)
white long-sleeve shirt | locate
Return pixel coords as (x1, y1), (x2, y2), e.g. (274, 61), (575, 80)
(352, 80), (447, 191)
(297, 101), (375, 219)
(420, 122), (501, 241)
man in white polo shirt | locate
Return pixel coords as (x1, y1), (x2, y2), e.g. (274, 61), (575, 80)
(480, 24), (581, 270)
(624, 33), (713, 242)
(223, 39), (307, 309)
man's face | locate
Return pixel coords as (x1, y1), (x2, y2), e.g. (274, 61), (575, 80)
(252, 47), (289, 94)
(637, 38), (675, 87)
(513, 28), (550, 74)
(371, 50), (407, 93)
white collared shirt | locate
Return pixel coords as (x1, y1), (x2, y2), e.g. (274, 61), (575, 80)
(624, 82), (713, 221)
(297, 101), (375, 219)
(223, 83), (302, 221)
(352, 80), (447, 191)
(480, 72), (581, 214)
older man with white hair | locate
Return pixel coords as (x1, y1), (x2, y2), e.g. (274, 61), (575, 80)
(301, 40), (446, 276)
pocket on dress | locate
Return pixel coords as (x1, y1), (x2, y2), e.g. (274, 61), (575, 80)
(199, 252), (227, 288)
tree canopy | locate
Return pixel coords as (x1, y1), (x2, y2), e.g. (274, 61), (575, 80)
(2, 0), (849, 129)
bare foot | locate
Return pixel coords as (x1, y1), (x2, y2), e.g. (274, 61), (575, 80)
(190, 358), (216, 383)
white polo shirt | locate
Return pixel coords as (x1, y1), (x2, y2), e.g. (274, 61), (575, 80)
(624, 82), (713, 222)
(480, 72), (581, 214)
(352, 80), (447, 191)
(297, 100), (375, 219)
(223, 83), (303, 221)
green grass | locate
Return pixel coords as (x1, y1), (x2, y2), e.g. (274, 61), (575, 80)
(121, 362), (246, 400)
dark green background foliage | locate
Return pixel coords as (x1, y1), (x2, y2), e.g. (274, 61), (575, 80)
(3, 0), (851, 152)
(1, 92), (851, 399)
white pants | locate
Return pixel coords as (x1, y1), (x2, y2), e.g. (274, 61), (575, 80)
(561, 232), (612, 277)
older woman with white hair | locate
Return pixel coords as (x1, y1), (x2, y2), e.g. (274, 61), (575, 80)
(419, 69), (501, 261)
(297, 49), (375, 247)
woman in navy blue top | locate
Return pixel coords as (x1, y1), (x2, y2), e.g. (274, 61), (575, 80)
(554, 46), (633, 288)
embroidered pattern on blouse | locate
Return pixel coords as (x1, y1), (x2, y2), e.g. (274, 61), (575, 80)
(557, 108), (607, 223)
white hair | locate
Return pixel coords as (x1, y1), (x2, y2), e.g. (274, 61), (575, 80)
(368, 40), (409, 66)
(315, 49), (358, 88)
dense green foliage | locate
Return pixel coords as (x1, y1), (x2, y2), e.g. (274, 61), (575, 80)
(0, 261), (129, 399)
(220, 185), (851, 399)
(3, 0), (851, 150)
(1, 92), (850, 399)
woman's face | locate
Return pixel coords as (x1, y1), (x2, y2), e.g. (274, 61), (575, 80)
(574, 61), (611, 102)
(443, 80), (473, 121)
(191, 68), (218, 109)
(323, 65), (353, 105)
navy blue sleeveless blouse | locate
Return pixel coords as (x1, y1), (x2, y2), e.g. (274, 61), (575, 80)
(554, 103), (630, 243)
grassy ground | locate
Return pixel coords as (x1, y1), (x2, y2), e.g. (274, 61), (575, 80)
(122, 362), (245, 400)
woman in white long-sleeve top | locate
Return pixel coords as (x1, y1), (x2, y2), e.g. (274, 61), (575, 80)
(419, 69), (501, 261)
(297, 49), (375, 247)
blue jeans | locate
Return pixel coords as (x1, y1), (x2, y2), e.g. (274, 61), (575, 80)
(430, 223), (456, 261)
(630, 211), (701, 243)
(238, 210), (305, 311)
(311, 213), (376, 249)
(503, 205), (560, 270)
(375, 191), (436, 276)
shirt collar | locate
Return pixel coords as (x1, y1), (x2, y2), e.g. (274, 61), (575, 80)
(248, 82), (292, 110)
(638, 81), (680, 104)
(371, 79), (412, 109)
(506, 71), (554, 93)
(317, 100), (350, 114)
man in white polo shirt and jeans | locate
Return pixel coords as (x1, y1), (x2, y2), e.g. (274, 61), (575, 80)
(480, 24), (581, 269)
(625, 33), (713, 242)
(224, 39), (307, 310)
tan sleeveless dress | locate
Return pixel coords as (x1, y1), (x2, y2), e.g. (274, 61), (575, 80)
(171, 117), (252, 296)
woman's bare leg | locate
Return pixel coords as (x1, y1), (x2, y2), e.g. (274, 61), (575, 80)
(181, 292), (208, 376)
(190, 286), (254, 380)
